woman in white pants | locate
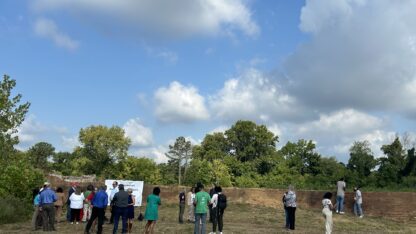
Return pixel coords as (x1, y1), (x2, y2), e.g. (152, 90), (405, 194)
(322, 192), (334, 234)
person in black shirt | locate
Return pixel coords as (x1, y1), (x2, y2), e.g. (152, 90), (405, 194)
(178, 189), (186, 223)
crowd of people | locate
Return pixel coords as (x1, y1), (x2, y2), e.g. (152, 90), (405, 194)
(31, 178), (362, 233)
(281, 178), (364, 234)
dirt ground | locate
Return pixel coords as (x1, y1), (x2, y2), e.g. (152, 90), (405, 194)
(1, 203), (415, 234)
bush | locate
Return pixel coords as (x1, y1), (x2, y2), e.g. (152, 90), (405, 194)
(235, 175), (259, 188)
(0, 196), (32, 224)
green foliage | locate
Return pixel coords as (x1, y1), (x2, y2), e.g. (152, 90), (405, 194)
(280, 139), (321, 176)
(77, 125), (131, 176)
(27, 142), (55, 171)
(165, 136), (192, 185)
(183, 159), (212, 186)
(0, 196), (32, 224)
(0, 75), (30, 159)
(235, 175), (259, 188)
(225, 120), (278, 162)
(377, 137), (406, 186)
(193, 132), (229, 161)
(51, 151), (76, 175)
(116, 156), (161, 184)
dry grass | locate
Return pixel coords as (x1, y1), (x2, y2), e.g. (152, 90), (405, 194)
(1, 203), (415, 233)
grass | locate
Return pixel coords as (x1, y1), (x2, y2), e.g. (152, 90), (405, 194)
(0, 203), (415, 233)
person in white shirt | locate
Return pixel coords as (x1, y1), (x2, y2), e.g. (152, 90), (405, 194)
(354, 187), (363, 218)
(336, 178), (346, 214)
(109, 181), (118, 224)
(322, 192), (334, 234)
(187, 187), (195, 222)
(69, 188), (85, 224)
(209, 186), (226, 234)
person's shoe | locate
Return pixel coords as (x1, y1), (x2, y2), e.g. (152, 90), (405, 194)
(336, 210), (339, 214)
(71, 222), (74, 224)
(359, 215), (364, 218)
(76, 222), (79, 224)
(340, 211), (345, 214)
(220, 232), (223, 234)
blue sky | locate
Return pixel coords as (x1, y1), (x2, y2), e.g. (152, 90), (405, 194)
(1, 0), (416, 163)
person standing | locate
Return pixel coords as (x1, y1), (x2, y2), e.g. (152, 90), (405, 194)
(144, 187), (161, 234)
(336, 178), (346, 214)
(353, 187), (363, 218)
(208, 185), (216, 223)
(112, 184), (129, 234)
(67, 182), (77, 222)
(187, 187), (195, 223)
(82, 184), (94, 222)
(282, 191), (289, 229)
(31, 188), (42, 231)
(69, 188), (85, 224)
(85, 186), (108, 234)
(54, 187), (65, 223)
(127, 188), (136, 233)
(109, 181), (119, 224)
(284, 185), (296, 230)
(194, 184), (211, 234)
(179, 189), (186, 224)
(39, 182), (58, 231)
(322, 192), (334, 234)
(210, 186), (226, 234)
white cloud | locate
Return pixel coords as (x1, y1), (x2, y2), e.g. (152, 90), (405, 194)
(154, 81), (209, 123)
(33, 0), (259, 39)
(123, 118), (153, 147)
(209, 68), (309, 123)
(285, 0), (416, 117)
(144, 46), (178, 64)
(130, 145), (168, 164)
(61, 135), (80, 151)
(34, 18), (79, 50)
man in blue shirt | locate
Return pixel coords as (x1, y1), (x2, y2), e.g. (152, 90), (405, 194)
(39, 182), (57, 231)
(85, 185), (108, 234)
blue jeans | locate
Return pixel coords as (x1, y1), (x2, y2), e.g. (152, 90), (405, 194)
(336, 196), (344, 212)
(284, 207), (289, 228)
(113, 207), (128, 234)
(194, 213), (207, 234)
(354, 202), (363, 216)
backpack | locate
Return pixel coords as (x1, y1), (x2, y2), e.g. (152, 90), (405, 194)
(217, 193), (227, 210)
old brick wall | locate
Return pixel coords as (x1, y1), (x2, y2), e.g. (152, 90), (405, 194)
(47, 175), (416, 221)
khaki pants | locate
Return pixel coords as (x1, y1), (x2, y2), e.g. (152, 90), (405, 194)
(322, 207), (332, 234)
(83, 203), (92, 222)
(188, 205), (195, 222)
(55, 205), (63, 222)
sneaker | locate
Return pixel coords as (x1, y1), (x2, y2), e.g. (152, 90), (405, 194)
(336, 211), (339, 214)
(220, 232), (223, 234)
(339, 212), (345, 214)
(359, 215), (364, 218)
(76, 222), (79, 224)
(71, 222), (74, 224)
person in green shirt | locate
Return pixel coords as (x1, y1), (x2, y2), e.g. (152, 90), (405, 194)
(144, 187), (161, 234)
(194, 184), (211, 234)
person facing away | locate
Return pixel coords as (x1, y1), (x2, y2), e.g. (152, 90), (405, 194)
(336, 178), (346, 214)
(284, 185), (296, 230)
(39, 182), (58, 231)
(54, 187), (66, 223)
(112, 184), (129, 234)
(194, 183), (211, 234)
(85, 185), (108, 234)
(82, 184), (94, 222)
(67, 182), (78, 222)
(209, 186), (227, 234)
(187, 187), (195, 222)
(322, 192), (334, 234)
(126, 188), (136, 233)
(109, 181), (119, 224)
(282, 191), (289, 229)
(31, 188), (42, 231)
(144, 187), (162, 234)
(69, 188), (85, 224)
(179, 189), (186, 223)
(208, 185), (216, 223)
(353, 187), (363, 218)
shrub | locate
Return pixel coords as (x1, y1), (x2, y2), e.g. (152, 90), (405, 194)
(0, 196), (32, 224)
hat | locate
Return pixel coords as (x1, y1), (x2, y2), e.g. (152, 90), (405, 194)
(44, 182), (50, 186)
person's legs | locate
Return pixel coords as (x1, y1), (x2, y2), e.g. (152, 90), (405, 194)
(97, 208), (105, 234)
(31, 206), (40, 230)
(194, 213), (201, 234)
(48, 204), (56, 230)
(121, 207), (128, 233)
(113, 207), (120, 234)
(66, 204), (71, 222)
(357, 203), (363, 217)
(218, 209), (224, 233)
(284, 207), (289, 228)
(42, 206), (49, 231)
(288, 207), (295, 230)
(211, 207), (218, 233)
(339, 196), (344, 213)
(179, 204), (185, 223)
(85, 207), (98, 233)
(201, 213), (207, 234)
(109, 205), (115, 224)
(323, 208), (332, 234)
(335, 196), (341, 213)
(149, 220), (156, 234)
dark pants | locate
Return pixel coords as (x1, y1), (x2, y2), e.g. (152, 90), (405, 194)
(212, 207), (224, 232)
(66, 203), (72, 221)
(109, 205), (115, 223)
(284, 206), (289, 228)
(209, 205), (213, 223)
(113, 206), (128, 234)
(179, 203), (185, 223)
(85, 207), (105, 234)
(42, 204), (56, 231)
(71, 208), (81, 222)
(287, 207), (296, 230)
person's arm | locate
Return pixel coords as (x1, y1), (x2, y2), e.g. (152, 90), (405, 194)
(158, 197), (161, 206)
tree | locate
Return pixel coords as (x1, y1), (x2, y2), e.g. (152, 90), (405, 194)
(51, 151), (76, 175)
(0, 75), (30, 159)
(347, 141), (377, 177)
(280, 139), (321, 176)
(116, 156), (161, 184)
(27, 142), (55, 170)
(225, 120), (278, 162)
(377, 137), (406, 186)
(165, 136), (192, 185)
(193, 132), (229, 161)
(77, 125), (131, 176)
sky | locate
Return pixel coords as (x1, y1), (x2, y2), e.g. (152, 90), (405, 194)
(1, 0), (416, 163)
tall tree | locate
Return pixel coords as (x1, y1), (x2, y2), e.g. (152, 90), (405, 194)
(27, 142), (55, 170)
(377, 137), (406, 186)
(225, 120), (278, 162)
(78, 125), (131, 176)
(165, 136), (192, 185)
(193, 132), (229, 161)
(347, 141), (377, 177)
(0, 75), (30, 158)
(280, 139), (321, 176)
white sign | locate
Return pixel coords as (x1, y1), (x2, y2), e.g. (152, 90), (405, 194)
(105, 179), (144, 206)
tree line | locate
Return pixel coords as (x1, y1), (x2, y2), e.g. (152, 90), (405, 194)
(1, 75), (416, 217)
